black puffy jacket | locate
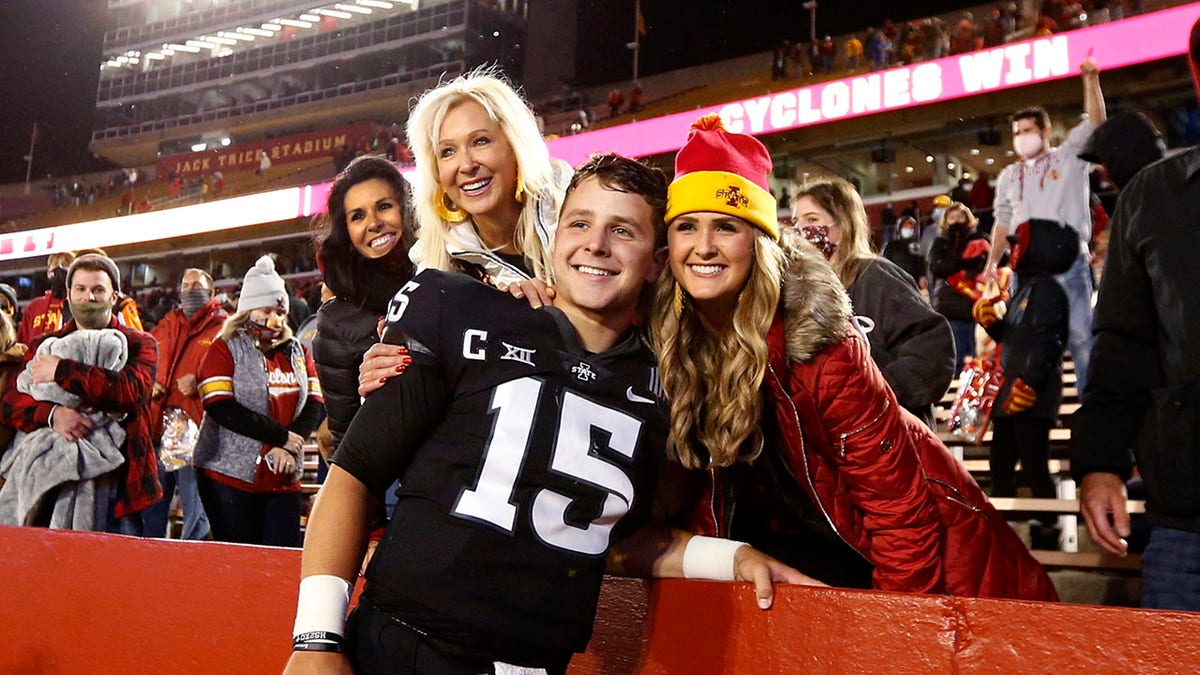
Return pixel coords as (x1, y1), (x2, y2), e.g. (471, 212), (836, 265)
(312, 266), (411, 448)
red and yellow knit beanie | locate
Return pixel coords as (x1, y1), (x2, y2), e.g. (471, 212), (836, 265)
(665, 114), (779, 240)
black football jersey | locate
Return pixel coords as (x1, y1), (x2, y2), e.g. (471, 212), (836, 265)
(334, 269), (667, 666)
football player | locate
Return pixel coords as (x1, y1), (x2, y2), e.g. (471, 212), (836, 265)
(285, 154), (814, 675)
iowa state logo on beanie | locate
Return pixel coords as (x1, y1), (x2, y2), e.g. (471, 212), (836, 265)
(665, 114), (778, 240)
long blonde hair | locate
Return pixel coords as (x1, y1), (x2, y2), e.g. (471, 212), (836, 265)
(406, 67), (561, 281)
(794, 177), (876, 288)
(649, 232), (785, 469)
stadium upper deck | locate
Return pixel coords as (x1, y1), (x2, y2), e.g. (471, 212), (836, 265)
(1, 1), (1197, 297)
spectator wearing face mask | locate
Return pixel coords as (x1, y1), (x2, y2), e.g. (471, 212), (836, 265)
(74, 248), (143, 332)
(882, 215), (930, 293)
(928, 203), (991, 364)
(794, 178), (954, 428)
(19, 252), (75, 345)
(0, 253), (161, 533)
(987, 56), (1105, 400)
(192, 256), (324, 546)
(140, 268), (227, 540)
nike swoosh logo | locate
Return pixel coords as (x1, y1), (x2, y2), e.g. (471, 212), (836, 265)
(626, 386), (655, 404)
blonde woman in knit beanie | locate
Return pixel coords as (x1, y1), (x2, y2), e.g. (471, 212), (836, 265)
(649, 114), (1056, 602)
(191, 255), (325, 546)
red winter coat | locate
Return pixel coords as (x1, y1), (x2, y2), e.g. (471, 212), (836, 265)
(148, 299), (227, 439)
(687, 237), (1056, 600)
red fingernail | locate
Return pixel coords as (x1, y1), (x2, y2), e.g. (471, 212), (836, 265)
(379, 377), (387, 384)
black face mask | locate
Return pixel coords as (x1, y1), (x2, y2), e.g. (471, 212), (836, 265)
(48, 267), (68, 300)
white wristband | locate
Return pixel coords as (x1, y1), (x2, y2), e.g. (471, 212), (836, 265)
(292, 574), (352, 637)
(682, 535), (748, 581)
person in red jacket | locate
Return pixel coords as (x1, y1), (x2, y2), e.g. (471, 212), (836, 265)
(141, 268), (227, 539)
(648, 114), (1056, 599)
(19, 251), (75, 345)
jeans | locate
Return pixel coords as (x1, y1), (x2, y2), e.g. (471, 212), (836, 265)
(1055, 251), (1094, 400)
(140, 461), (211, 540)
(1142, 526), (1200, 611)
(95, 475), (144, 536)
(948, 319), (976, 367)
(195, 472), (299, 547)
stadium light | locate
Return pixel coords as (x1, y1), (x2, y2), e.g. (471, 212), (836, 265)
(275, 19), (314, 28)
(299, 13), (321, 21)
(335, 3), (373, 14)
(207, 35), (239, 45)
(238, 27), (275, 37)
(218, 31), (256, 41)
(259, 23), (283, 31)
(191, 143), (207, 152)
(167, 43), (202, 53)
(318, 9), (354, 18)
(357, 0), (394, 8)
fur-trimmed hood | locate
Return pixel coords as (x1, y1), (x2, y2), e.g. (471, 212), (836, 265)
(778, 228), (853, 362)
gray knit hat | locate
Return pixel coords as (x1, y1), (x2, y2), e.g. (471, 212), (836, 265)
(237, 255), (289, 314)
(68, 253), (121, 293)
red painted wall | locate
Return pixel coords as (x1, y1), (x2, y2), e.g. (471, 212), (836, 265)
(2, 526), (1197, 674)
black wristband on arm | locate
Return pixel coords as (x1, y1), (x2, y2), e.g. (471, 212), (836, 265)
(292, 630), (346, 653)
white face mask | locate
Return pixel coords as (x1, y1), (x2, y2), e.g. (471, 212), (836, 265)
(1013, 132), (1045, 159)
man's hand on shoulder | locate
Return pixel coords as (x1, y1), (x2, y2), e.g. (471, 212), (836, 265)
(357, 343), (412, 398)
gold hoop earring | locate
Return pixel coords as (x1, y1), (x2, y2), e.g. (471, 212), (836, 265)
(434, 189), (468, 223)
(514, 171), (526, 204)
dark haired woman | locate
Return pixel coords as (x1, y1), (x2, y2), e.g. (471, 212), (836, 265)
(312, 156), (416, 454)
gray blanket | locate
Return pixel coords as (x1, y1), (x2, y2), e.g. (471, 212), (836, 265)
(0, 329), (128, 529)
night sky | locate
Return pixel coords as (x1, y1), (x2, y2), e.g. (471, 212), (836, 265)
(0, 0), (971, 184)
(0, 0), (109, 184)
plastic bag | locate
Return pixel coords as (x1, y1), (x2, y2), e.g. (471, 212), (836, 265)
(159, 407), (198, 471)
(946, 357), (1003, 445)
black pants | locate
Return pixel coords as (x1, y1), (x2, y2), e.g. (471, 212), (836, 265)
(346, 601), (569, 675)
(989, 416), (1056, 499)
(195, 473), (299, 547)
(346, 602), (495, 675)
